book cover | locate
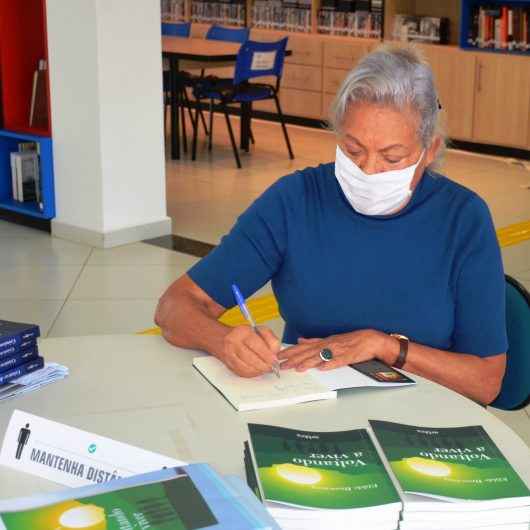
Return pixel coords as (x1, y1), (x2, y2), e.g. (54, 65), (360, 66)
(0, 320), (40, 351)
(370, 420), (530, 503)
(0, 339), (37, 359)
(248, 424), (400, 510)
(0, 464), (279, 530)
(0, 347), (39, 374)
(0, 357), (44, 386)
(0, 468), (217, 530)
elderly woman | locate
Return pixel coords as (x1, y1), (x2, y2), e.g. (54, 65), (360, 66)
(155, 45), (507, 406)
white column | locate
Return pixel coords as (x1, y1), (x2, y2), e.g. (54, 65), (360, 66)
(46, 0), (170, 247)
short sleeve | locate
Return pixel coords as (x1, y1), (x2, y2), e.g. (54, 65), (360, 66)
(451, 196), (508, 356)
(187, 176), (291, 309)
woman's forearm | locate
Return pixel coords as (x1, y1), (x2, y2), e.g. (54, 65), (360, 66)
(384, 340), (506, 406)
(155, 276), (230, 358)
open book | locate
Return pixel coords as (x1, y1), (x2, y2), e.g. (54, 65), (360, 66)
(193, 356), (415, 412)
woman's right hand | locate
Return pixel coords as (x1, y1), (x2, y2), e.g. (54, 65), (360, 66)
(220, 325), (281, 378)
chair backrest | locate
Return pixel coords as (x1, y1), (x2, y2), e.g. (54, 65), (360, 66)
(161, 21), (191, 37)
(205, 24), (249, 43)
(491, 275), (530, 410)
(234, 38), (288, 86)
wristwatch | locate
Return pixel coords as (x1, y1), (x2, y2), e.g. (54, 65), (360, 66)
(390, 333), (409, 369)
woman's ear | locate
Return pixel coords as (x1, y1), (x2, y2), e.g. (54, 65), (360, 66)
(425, 135), (442, 166)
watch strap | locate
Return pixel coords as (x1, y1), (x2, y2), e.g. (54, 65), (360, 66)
(390, 333), (409, 369)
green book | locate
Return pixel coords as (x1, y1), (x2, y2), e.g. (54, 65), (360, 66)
(247, 423), (401, 516)
(370, 420), (530, 510)
(1, 471), (216, 530)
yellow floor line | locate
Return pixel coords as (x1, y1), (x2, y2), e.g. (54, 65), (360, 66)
(138, 220), (530, 335)
(497, 220), (530, 248)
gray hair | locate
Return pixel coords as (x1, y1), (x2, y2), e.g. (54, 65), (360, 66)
(330, 44), (446, 151)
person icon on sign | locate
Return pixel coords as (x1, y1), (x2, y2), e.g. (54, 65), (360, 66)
(16, 423), (31, 460)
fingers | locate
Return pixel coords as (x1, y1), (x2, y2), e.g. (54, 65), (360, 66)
(278, 342), (314, 360)
(223, 325), (280, 377)
(256, 326), (281, 356)
(297, 337), (321, 344)
(281, 347), (320, 370)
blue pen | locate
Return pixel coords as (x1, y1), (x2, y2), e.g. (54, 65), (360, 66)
(231, 283), (280, 378)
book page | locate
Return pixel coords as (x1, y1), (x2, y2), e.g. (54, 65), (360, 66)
(193, 356), (336, 412)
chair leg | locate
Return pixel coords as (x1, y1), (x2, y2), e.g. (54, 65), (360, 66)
(199, 108), (209, 135)
(208, 100), (214, 152)
(180, 94), (188, 153)
(192, 98), (201, 162)
(249, 127), (255, 145)
(273, 93), (294, 160)
(222, 102), (241, 169)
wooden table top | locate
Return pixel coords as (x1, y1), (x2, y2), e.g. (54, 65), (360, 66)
(162, 36), (242, 61)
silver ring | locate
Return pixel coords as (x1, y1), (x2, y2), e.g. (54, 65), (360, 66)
(319, 348), (333, 362)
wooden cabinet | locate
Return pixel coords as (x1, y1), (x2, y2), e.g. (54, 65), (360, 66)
(254, 88), (322, 119)
(323, 68), (349, 96)
(472, 54), (530, 149)
(283, 63), (322, 92)
(323, 39), (376, 69)
(418, 44), (476, 141)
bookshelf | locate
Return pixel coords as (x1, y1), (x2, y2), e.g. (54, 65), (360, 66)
(0, 0), (55, 220)
(460, 0), (530, 55)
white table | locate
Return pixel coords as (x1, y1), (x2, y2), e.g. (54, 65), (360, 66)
(0, 335), (529, 502)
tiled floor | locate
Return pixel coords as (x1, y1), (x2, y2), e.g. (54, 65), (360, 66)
(0, 118), (529, 444)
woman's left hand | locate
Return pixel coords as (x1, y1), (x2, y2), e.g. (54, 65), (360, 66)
(279, 329), (398, 371)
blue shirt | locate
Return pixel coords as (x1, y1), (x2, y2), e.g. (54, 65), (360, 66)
(188, 164), (508, 357)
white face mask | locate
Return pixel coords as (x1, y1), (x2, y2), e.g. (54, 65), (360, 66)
(334, 145), (424, 216)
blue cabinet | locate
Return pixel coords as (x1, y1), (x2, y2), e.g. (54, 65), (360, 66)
(0, 129), (55, 219)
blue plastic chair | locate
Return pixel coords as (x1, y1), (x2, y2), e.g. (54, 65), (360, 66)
(490, 275), (530, 410)
(192, 38), (294, 168)
(161, 22), (208, 151)
(205, 25), (249, 43)
(161, 21), (191, 37)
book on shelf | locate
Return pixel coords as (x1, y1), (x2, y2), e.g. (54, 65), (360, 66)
(29, 59), (49, 130)
(317, 1), (382, 38)
(161, 0), (186, 22)
(246, 424), (402, 530)
(0, 464), (281, 530)
(191, 0), (246, 27)
(252, 0), (311, 33)
(467, 4), (529, 52)
(392, 14), (449, 44)
(370, 420), (530, 529)
(9, 151), (41, 207)
(192, 355), (415, 411)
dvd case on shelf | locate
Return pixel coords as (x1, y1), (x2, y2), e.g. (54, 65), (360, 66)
(161, 0), (186, 22)
(191, 0), (246, 27)
(252, 0), (312, 33)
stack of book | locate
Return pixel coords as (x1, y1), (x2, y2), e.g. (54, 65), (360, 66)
(245, 421), (530, 529)
(0, 319), (68, 401)
(252, 0), (312, 33)
(467, 4), (530, 52)
(245, 424), (402, 529)
(10, 142), (43, 210)
(370, 420), (530, 530)
(161, 0), (186, 22)
(318, 0), (383, 38)
(0, 320), (43, 386)
(191, 0), (246, 27)
(0, 464), (281, 530)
